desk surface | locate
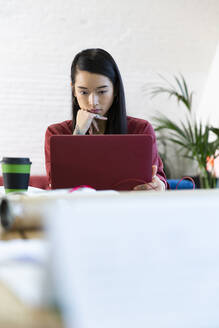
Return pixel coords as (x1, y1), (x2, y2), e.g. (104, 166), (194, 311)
(1, 229), (44, 241)
(0, 282), (63, 328)
(0, 230), (64, 328)
(1, 188), (219, 328)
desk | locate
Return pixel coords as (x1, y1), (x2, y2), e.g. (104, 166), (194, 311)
(0, 229), (64, 328)
(1, 189), (219, 328)
(1, 229), (44, 241)
(0, 282), (63, 328)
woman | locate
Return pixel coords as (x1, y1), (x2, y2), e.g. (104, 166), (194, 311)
(45, 48), (167, 190)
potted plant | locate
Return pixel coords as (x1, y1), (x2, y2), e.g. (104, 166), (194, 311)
(149, 74), (219, 188)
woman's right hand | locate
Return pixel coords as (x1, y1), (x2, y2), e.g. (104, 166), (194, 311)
(73, 109), (107, 135)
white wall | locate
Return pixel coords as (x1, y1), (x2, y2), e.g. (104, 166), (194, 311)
(0, 0), (219, 176)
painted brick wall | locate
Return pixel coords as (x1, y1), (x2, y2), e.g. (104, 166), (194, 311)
(0, 0), (219, 177)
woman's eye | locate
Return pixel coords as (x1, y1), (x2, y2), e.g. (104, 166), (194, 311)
(79, 90), (107, 95)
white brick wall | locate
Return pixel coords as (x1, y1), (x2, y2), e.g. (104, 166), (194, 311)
(0, 0), (219, 176)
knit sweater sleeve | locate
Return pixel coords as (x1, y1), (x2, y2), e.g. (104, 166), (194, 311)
(44, 120), (72, 186)
(127, 116), (167, 189)
(142, 122), (167, 188)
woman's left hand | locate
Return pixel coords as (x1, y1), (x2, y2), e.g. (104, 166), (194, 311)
(133, 165), (165, 191)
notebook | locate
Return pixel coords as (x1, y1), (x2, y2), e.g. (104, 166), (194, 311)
(50, 134), (153, 191)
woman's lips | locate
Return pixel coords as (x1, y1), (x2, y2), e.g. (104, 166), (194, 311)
(90, 109), (101, 113)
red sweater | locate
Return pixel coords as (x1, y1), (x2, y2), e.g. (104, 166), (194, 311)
(44, 116), (167, 188)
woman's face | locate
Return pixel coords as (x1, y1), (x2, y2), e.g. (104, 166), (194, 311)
(73, 70), (115, 116)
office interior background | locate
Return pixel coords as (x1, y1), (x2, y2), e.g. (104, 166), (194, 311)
(0, 0), (218, 177)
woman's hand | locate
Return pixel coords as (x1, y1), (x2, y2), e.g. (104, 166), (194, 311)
(133, 165), (165, 191)
(73, 109), (107, 135)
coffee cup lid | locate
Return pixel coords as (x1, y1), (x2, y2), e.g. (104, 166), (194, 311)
(1, 157), (32, 165)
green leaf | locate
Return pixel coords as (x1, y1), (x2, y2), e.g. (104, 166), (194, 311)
(149, 73), (219, 187)
(153, 116), (189, 141)
(149, 73), (193, 112)
(175, 75), (186, 99)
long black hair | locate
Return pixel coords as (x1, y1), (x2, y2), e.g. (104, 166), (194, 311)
(71, 48), (127, 134)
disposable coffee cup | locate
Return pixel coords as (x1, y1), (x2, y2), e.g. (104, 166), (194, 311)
(1, 157), (32, 194)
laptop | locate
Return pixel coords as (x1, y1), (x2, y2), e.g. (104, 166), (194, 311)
(50, 134), (152, 191)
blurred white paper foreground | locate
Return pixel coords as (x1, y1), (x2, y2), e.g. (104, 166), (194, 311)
(0, 239), (49, 307)
(47, 190), (219, 328)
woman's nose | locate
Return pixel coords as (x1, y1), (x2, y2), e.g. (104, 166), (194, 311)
(88, 93), (99, 107)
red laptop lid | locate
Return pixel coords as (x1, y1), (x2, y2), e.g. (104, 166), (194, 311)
(50, 135), (153, 191)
